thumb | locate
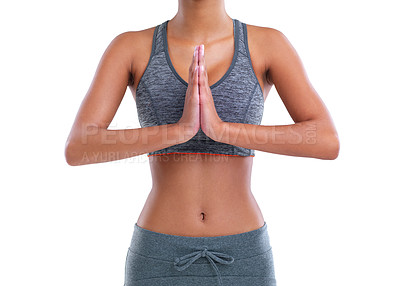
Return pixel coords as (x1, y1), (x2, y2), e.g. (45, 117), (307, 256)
(199, 65), (208, 103)
(194, 66), (200, 96)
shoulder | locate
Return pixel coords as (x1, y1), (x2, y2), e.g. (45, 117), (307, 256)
(122, 24), (158, 45)
(245, 22), (291, 51)
(110, 25), (157, 49)
(244, 22), (298, 84)
(103, 25), (158, 74)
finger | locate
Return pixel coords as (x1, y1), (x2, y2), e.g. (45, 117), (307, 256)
(194, 65), (199, 87)
(190, 45), (197, 71)
(194, 46), (199, 93)
(194, 47), (199, 89)
(189, 46), (198, 84)
(199, 44), (206, 71)
(195, 45), (199, 68)
(199, 45), (209, 88)
(198, 45), (203, 88)
(199, 64), (206, 95)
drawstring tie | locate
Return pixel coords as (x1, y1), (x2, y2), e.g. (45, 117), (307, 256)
(173, 248), (234, 286)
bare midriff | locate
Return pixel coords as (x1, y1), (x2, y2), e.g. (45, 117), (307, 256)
(136, 153), (265, 237)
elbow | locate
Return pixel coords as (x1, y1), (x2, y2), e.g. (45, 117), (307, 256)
(64, 140), (82, 166)
(64, 141), (76, 166)
(323, 132), (340, 160)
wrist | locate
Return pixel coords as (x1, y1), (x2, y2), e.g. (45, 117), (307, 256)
(211, 121), (228, 143)
(173, 123), (197, 143)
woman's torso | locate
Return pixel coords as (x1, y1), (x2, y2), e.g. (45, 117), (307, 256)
(127, 19), (274, 237)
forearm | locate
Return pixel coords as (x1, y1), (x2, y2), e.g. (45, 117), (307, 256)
(65, 123), (190, 166)
(215, 119), (339, 160)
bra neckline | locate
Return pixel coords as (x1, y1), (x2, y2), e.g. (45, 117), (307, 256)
(162, 18), (239, 90)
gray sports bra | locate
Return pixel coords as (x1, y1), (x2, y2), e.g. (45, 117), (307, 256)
(135, 18), (264, 157)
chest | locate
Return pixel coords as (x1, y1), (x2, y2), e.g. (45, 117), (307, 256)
(130, 24), (271, 102)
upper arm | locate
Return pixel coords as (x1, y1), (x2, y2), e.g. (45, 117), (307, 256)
(66, 32), (134, 144)
(266, 28), (333, 124)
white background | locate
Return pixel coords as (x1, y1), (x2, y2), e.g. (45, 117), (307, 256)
(1, 0), (399, 285)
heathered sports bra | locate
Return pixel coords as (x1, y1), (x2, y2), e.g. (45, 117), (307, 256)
(135, 18), (264, 157)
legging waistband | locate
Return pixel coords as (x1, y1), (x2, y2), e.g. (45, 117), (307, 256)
(129, 222), (272, 286)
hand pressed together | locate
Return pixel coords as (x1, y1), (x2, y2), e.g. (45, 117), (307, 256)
(197, 44), (225, 141)
(177, 44), (225, 142)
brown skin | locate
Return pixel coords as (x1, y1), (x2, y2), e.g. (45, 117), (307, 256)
(65, 0), (339, 236)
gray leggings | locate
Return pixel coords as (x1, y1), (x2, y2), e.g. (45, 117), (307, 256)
(123, 221), (277, 286)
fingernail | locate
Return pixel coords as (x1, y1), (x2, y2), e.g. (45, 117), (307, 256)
(194, 46), (197, 56)
(201, 44), (204, 56)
